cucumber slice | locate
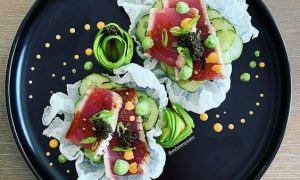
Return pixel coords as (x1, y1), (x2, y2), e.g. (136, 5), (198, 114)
(178, 80), (204, 93)
(217, 30), (243, 64)
(207, 9), (222, 20)
(153, 0), (163, 8)
(211, 18), (236, 33)
(79, 74), (111, 96)
(136, 15), (149, 42)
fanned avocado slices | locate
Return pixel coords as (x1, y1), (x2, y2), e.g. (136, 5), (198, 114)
(158, 103), (195, 148)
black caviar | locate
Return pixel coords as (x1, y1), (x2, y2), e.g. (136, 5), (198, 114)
(103, 25), (118, 35)
(93, 120), (112, 140)
(120, 130), (139, 148)
(177, 32), (205, 61)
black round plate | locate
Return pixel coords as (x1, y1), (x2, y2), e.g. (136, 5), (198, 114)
(6, 0), (291, 179)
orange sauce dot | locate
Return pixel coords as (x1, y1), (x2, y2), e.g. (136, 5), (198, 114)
(200, 113), (208, 121)
(84, 24), (91, 30)
(97, 21), (105, 30)
(85, 48), (93, 56)
(228, 124), (235, 130)
(213, 123), (223, 133)
(49, 139), (59, 148)
(240, 118), (246, 124)
(259, 62), (266, 68)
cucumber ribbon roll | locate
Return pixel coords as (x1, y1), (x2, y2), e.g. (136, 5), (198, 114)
(93, 23), (134, 71)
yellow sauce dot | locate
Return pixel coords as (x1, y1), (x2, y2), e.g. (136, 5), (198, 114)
(30, 67), (35, 71)
(200, 113), (208, 121)
(45, 43), (50, 48)
(56, 35), (61, 40)
(260, 93), (264, 98)
(240, 118), (246, 124)
(259, 62), (266, 68)
(49, 139), (59, 148)
(50, 91), (53, 94)
(74, 54), (80, 60)
(84, 24), (91, 30)
(29, 80), (33, 84)
(63, 62), (67, 66)
(228, 124), (235, 130)
(70, 27), (76, 34)
(49, 162), (53, 166)
(256, 102), (260, 106)
(29, 95), (33, 99)
(46, 152), (51, 157)
(51, 74), (56, 78)
(255, 75), (259, 79)
(66, 170), (70, 173)
(249, 111), (254, 115)
(36, 54), (41, 60)
(97, 21), (105, 30)
(213, 123), (223, 133)
(85, 48), (93, 56)
(216, 114), (220, 118)
(224, 111), (227, 114)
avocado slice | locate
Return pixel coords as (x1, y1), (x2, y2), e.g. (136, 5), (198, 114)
(172, 103), (195, 128)
(178, 80), (204, 93)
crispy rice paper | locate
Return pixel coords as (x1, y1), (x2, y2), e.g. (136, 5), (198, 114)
(42, 65), (167, 179)
(118, 0), (257, 113)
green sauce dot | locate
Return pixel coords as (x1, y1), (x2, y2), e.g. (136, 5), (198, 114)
(72, 69), (77, 74)
(240, 73), (251, 82)
(249, 61), (257, 68)
(61, 76), (66, 81)
(58, 154), (67, 163)
(254, 50), (260, 57)
(84, 61), (93, 71)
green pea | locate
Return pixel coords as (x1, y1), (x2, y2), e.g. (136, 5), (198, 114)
(176, 2), (190, 14)
(240, 73), (251, 82)
(84, 61), (93, 71)
(58, 154), (67, 163)
(249, 61), (257, 68)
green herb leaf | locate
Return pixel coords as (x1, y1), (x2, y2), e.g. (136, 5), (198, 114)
(80, 137), (97, 144)
(162, 28), (168, 48)
(183, 48), (193, 68)
(169, 26), (189, 36)
(172, 42), (179, 48)
(112, 147), (134, 152)
(98, 110), (114, 118)
(183, 15), (200, 30)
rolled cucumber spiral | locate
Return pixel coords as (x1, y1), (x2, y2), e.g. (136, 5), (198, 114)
(93, 23), (133, 71)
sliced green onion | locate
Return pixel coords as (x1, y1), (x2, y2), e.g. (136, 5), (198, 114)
(80, 137), (97, 144)
(162, 28), (168, 47)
